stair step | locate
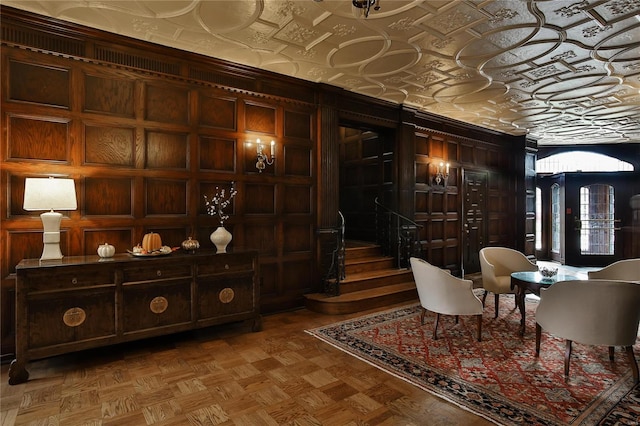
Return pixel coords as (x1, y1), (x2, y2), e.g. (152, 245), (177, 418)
(345, 256), (395, 274)
(344, 244), (382, 259)
(340, 268), (414, 294)
(304, 282), (418, 315)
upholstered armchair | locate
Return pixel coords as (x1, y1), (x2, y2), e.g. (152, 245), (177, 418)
(479, 247), (538, 318)
(587, 258), (640, 281)
(535, 279), (640, 384)
(409, 257), (484, 341)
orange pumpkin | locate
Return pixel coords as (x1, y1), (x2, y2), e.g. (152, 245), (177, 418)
(142, 232), (162, 252)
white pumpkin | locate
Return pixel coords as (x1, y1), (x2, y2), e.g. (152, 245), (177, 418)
(97, 243), (116, 258)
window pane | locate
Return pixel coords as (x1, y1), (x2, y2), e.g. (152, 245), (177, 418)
(551, 184), (560, 253)
(579, 184), (615, 255)
(535, 187), (541, 250)
(537, 151), (633, 173)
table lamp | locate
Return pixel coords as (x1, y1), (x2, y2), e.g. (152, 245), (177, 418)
(23, 177), (77, 260)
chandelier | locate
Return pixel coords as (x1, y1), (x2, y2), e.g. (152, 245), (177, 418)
(313, 0), (381, 18)
(352, 0), (380, 17)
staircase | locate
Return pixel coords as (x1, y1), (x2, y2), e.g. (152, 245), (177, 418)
(305, 241), (418, 315)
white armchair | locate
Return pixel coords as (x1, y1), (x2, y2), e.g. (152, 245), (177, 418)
(410, 257), (484, 341)
(479, 247), (537, 318)
(535, 279), (640, 384)
(587, 258), (640, 281)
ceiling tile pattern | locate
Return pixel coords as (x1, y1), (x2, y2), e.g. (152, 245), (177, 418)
(4, 0), (640, 145)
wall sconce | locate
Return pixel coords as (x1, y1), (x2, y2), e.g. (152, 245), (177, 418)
(433, 161), (449, 187)
(23, 177), (77, 260)
(247, 138), (275, 173)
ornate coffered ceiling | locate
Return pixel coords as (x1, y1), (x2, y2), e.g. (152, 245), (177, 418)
(4, 0), (640, 145)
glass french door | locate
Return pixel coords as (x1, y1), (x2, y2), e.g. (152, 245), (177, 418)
(578, 184), (616, 256)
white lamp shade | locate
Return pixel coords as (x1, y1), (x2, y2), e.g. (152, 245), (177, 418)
(23, 177), (77, 211)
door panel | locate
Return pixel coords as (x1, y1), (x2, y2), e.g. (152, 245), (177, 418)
(463, 170), (487, 274)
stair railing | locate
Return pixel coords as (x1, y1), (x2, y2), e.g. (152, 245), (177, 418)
(322, 211), (346, 296)
(374, 198), (423, 269)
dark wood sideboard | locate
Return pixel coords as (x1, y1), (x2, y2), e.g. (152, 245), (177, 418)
(8, 250), (260, 385)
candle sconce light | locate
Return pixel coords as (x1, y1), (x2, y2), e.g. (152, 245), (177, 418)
(247, 138), (275, 173)
(432, 161), (449, 187)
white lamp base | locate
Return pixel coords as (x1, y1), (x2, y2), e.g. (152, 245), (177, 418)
(40, 211), (64, 260)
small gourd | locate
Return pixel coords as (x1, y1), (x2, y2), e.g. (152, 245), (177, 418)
(142, 232), (162, 252)
(181, 237), (200, 254)
(97, 243), (115, 258)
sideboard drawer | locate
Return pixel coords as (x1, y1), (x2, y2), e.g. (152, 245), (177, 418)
(25, 268), (114, 292)
(122, 262), (192, 283)
(27, 287), (116, 349)
(197, 253), (254, 275)
(122, 279), (192, 332)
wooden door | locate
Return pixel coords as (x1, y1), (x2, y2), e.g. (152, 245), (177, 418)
(462, 170), (488, 274)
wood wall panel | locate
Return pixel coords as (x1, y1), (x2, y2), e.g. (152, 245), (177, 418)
(8, 116), (68, 161)
(9, 175), (30, 217)
(245, 103), (276, 135)
(461, 144), (474, 164)
(145, 85), (189, 124)
(200, 95), (236, 130)
(284, 145), (312, 177)
(258, 260), (277, 294)
(9, 60), (69, 107)
(145, 179), (187, 216)
(7, 232), (50, 274)
(416, 162), (428, 185)
(84, 177), (132, 216)
(415, 191), (428, 214)
(84, 125), (135, 166)
(83, 228), (132, 255)
(282, 260), (314, 293)
(284, 111), (311, 139)
(416, 134), (429, 156)
(476, 147), (487, 167)
(283, 185), (311, 214)
(244, 184), (275, 215)
(244, 224), (277, 256)
(283, 223), (312, 253)
(83, 74), (134, 117)
(430, 136), (445, 158)
(145, 131), (188, 169)
(199, 137), (236, 172)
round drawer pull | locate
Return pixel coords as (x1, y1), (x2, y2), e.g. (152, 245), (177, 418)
(219, 287), (235, 304)
(150, 296), (168, 314)
(63, 307), (86, 327)
(224, 264), (230, 270)
(71, 278), (78, 285)
(156, 270), (162, 277)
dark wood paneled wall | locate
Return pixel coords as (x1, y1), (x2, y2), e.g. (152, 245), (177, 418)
(1, 6), (529, 359)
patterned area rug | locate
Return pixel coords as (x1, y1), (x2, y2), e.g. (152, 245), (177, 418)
(306, 296), (640, 425)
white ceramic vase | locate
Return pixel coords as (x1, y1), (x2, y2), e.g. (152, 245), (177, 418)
(210, 226), (232, 253)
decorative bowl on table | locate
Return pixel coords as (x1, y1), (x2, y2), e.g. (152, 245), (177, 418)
(539, 266), (558, 281)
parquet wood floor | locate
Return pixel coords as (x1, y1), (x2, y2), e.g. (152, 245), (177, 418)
(1, 303), (492, 426)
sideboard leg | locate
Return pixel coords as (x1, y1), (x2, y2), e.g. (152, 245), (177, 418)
(8, 359), (29, 385)
(252, 315), (263, 332)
